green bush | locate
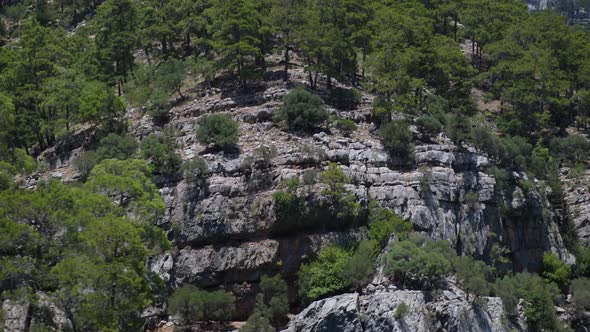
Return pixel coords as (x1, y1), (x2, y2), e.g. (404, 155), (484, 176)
(75, 151), (99, 179)
(486, 166), (510, 191)
(394, 302), (409, 320)
(279, 87), (328, 131)
(542, 252), (571, 292)
(335, 119), (357, 137)
(382, 239), (451, 289)
(298, 245), (351, 301)
(329, 87), (361, 110)
(140, 134), (181, 176)
(167, 285), (234, 323)
(341, 241), (375, 289)
(367, 204), (412, 247)
(181, 157), (209, 184)
(96, 133), (138, 160)
(240, 309), (274, 332)
(571, 278), (590, 310)
(257, 274), (289, 325)
(415, 115), (443, 140)
(320, 163), (360, 221)
(379, 120), (413, 164)
(550, 134), (590, 165)
(575, 245), (590, 277)
(494, 273), (560, 331)
(272, 178), (307, 233)
(454, 256), (490, 301)
(196, 113), (239, 151)
(445, 114), (471, 145)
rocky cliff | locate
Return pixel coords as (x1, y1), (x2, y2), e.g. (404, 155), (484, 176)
(24, 67), (578, 330)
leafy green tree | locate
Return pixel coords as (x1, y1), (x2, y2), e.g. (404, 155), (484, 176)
(341, 241), (375, 289)
(454, 256), (490, 301)
(416, 115), (443, 141)
(79, 80), (126, 130)
(379, 120), (413, 164)
(445, 114), (470, 145)
(320, 163), (360, 221)
(298, 245), (351, 301)
(550, 134), (590, 165)
(93, 0), (138, 89)
(279, 87), (328, 131)
(207, 0), (262, 89)
(96, 133), (138, 161)
(0, 93), (15, 155)
(85, 159), (168, 231)
(140, 134), (182, 176)
(51, 216), (151, 331)
(168, 285), (234, 323)
(240, 309), (274, 332)
(268, 0), (304, 81)
(571, 278), (590, 310)
(257, 274), (289, 325)
(272, 178), (307, 233)
(196, 113), (239, 151)
(542, 252), (571, 292)
(367, 204), (412, 247)
(382, 239), (451, 289)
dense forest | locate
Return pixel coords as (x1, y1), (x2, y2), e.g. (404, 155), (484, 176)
(1, 0), (590, 331)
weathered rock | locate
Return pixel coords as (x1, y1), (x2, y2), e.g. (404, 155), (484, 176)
(283, 293), (362, 332)
(174, 239), (280, 287)
(286, 287), (514, 332)
(1, 300), (28, 332)
(561, 168), (590, 246)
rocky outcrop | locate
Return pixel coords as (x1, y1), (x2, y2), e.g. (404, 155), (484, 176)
(561, 168), (590, 246)
(284, 286), (513, 332)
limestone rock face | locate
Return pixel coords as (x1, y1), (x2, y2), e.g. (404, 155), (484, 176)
(283, 293), (363, 332)
(561, 168), (590, 246)
(1, 300), (28, 332)
(285, 287), (513, 332)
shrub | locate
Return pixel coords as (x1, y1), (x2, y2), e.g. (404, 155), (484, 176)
(367, 204), (412, 247)
(279, 87), (328, 131)
(168, 285), (235, 323)
(240, 309), (274, 332)
(320, 163), (360, 221)
(379, 120), (413, 164)
(575, 245), (590, 277)
(571, 278), (590, 310)
(486, 166), (510, 191)
(465, 191), (480, 211)
(550, 134), (590, 165)
(75, 151), (99, 179)
(471, 126), (498, 155)
(454, 256), (490, 301)
(329, 87), (361, 110)
(196, 113), (239, 151)
(139, 134), (181, 176)
(446, 114), (471, 145)
(494, 273), (560, 330)
(298, 245), (351, 301)
(382, 239), (451, 289)
(181, 157), (209, 184)
(272, 178), (306, 233)
(394, 302), (409, 320)
(96, 133), (138, 160)
(341, 241), (375, 289)
(415, 115), (443, 140)
(542, 252), (571, 292)
(335, 119), (357, 137)
(257, 274), (289, 325)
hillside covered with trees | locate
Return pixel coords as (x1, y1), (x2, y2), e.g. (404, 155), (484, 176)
(1, 0), (590, 331)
